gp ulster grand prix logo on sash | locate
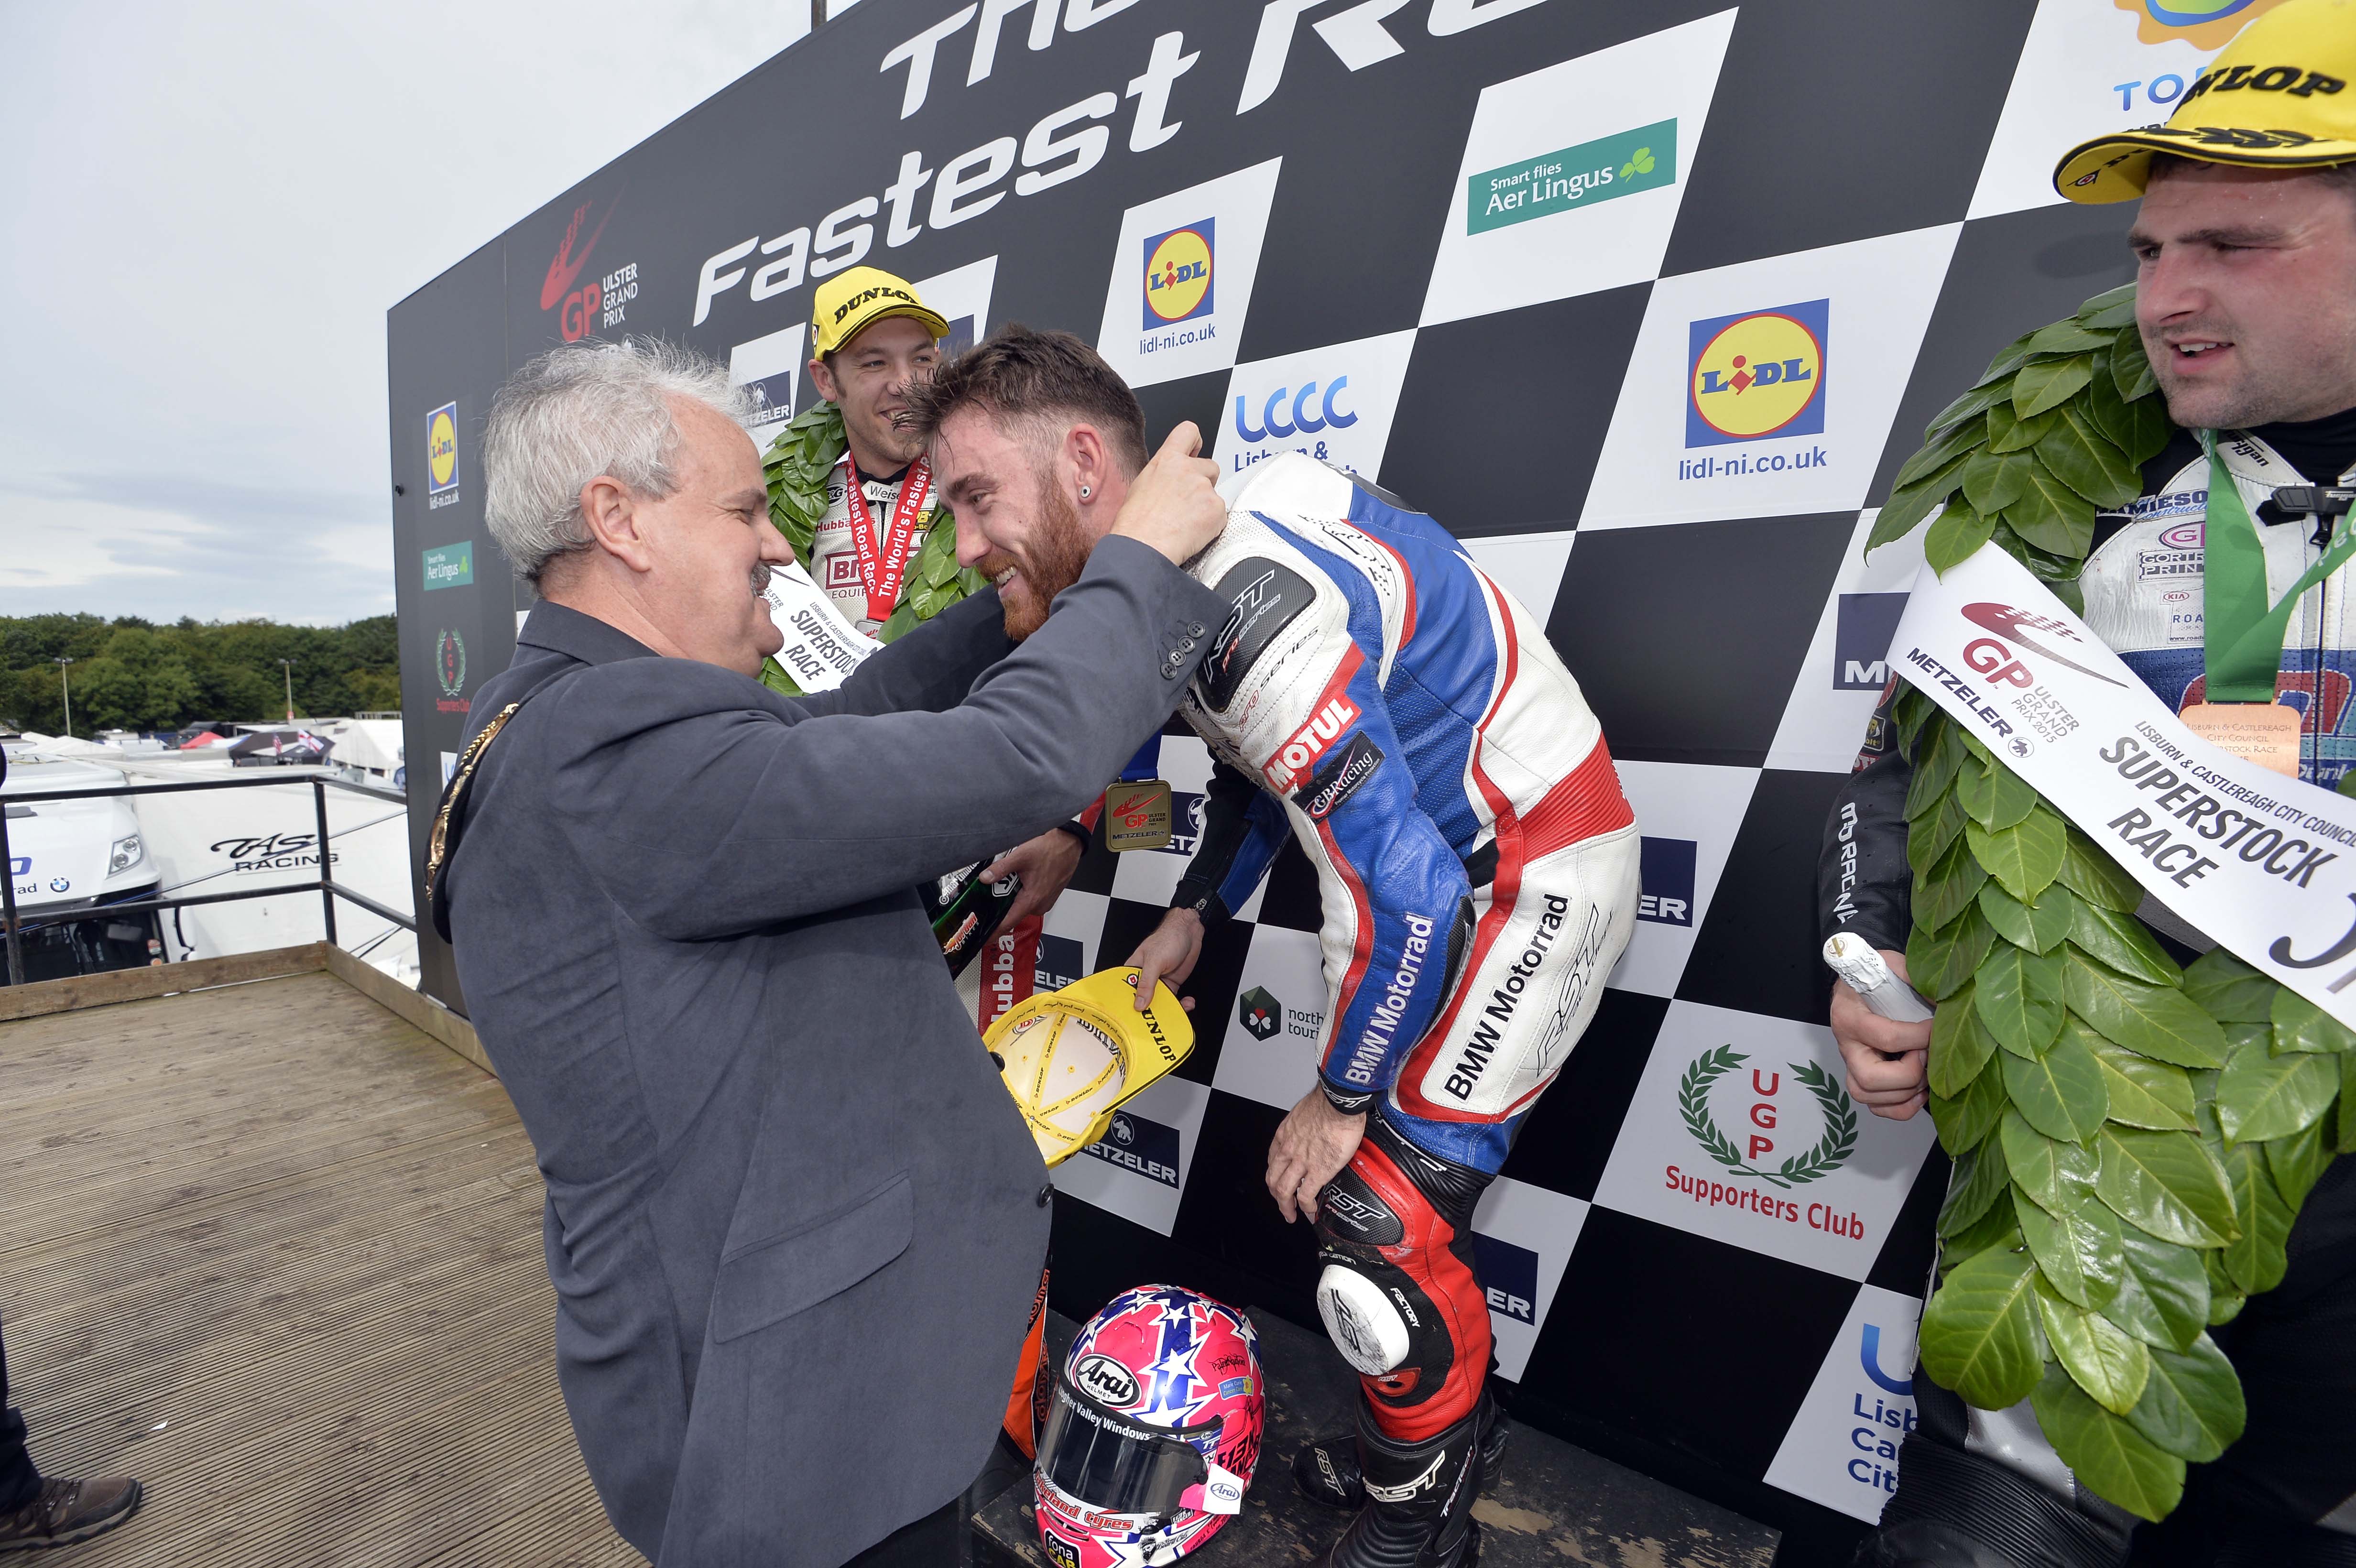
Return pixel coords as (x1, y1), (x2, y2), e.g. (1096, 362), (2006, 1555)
(1142, 220), (1214, 328)
(1685, 299), (1829, 447)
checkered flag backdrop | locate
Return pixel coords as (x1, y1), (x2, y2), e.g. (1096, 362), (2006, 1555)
(386, 0), (2269, 1546)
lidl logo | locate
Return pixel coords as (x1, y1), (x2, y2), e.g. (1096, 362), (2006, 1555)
(1686, 300), (1828, 449)
(1466, 119), (1678, 235)
(2114, 0), (2281, 48)
(423, 541), (474, 592)
(1637, 837), (1697, 927)
(426, 403), (460, 494)
(1142, 221), (1215, 329)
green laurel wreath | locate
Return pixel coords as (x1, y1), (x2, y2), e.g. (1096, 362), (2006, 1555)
(1678, 1047), (1858, 1188)
(757, 400), (986, 696)
(1868, 281), (2356, 1521)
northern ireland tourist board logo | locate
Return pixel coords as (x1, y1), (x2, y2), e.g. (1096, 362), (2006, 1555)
(1142, 221), (1214, 330)
(426, 403), (460, 505)
(1237, 986), (1282, 1042)
(1686, 300), (1828, 449)
(1466, 119), (1678, 235)
(423, 541), (473, 592)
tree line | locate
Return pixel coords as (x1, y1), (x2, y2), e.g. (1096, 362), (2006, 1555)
(0, 614), (402, 736)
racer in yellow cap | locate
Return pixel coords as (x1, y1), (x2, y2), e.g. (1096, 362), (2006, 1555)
(1839, 4), (2356, 1566)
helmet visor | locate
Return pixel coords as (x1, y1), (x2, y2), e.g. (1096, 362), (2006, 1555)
(1036, 1371), (1218, 1517)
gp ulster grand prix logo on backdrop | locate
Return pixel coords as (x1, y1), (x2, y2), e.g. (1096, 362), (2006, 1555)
(541, 189), (638, 343)
(1142, 220), (1214, 330)
(1685, 300), (1829, 448)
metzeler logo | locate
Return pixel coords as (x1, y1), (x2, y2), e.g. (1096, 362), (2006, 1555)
(1036, 934), (1084, 994)
(1668, 1047), (1867, 1240)
(1835, 593), (1909, 690)
(1471, 1234), (1539, 1325)
(1465, 118), (1678, 235)
(1637, 837), (1696, 926)
(1686, 299), (1828, 448)
(426, 404), (460, 502)
(1263, 692), (1360, 791)
(1142, 221), (1215, 328)
(1084, 1110), (1182, 1187)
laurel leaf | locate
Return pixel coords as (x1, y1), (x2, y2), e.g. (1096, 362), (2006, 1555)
(1925, 504), (1996, 575)
(2015, 356), (2096, 419)
(1909, 789), (1970, 879)
(2004, 1022), (2109, 1142)
(2125, 1335), (2244, 1464)
(2075, 283), (2139, 330)
(1868, 470), (1965, 554)
(2104, 1220), (2210, 1351)
(2037, 404), (2143, 509)
(1927, 983), (1998, 1099)
(1959, 448), (2032, 515)
(2082, 1026), (2198, 1132)
(1957, 752), (2041, 832)
(2271, 986), (2356, 1055)
(1923, 379), (2015, 443)
(2215, 1031), (2339, 1146)
(2112, 329), (2160, 403)
(1921, 1243), (2045, 1410)
(1976, 879), (2074, 955)
(1910, 897), (1996, 1002)
(2038, 1276), (2150, 1413)
(2057, 831), (2144, 913)
(2002, 459), (2100, 558)
(2032, 1364), (2185, 1522)
(1978, 944), (2067, 1059)
(2205, 1247), (2247, 1326)
(2264, 1115), (2334, 1209)
(2180, 949), (2277, 1024)
(2069, 901), (2184, 987)
(1905, 718), (1967, 820)
(2066, 964), (2227, 1068)
(2219, 1137), (2294, 1296)
(1987, 398), (2063, 455)
(2001, 1109), (2098, 1217)
(2095, 1126), (2238, 1248)
(1929, 1060), (2007, 1157)
(1980, 327), (2041, 387)
(1966, 807), (2067, 902)
(1940, 1187), (2022, 1277)
(2017, 1181), (2123, 1310)
(1939, 1134), (2012, 1239)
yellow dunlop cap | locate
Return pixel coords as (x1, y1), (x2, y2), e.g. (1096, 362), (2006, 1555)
(985, 967), (1195, 1168)
(2054, 0), (2356, 203)
(809, 265), (950, 357)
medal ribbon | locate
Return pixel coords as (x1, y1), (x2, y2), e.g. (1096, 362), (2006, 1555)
(842, 457), (934, 623)
(2200, 430), (2356, 703)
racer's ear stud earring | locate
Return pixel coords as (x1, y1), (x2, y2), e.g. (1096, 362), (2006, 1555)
(1080, 486), (1092, 499)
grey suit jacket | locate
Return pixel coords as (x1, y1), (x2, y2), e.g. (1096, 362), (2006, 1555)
(442, 538), (1224, 1567)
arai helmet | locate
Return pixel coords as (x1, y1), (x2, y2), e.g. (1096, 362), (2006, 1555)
(1033, 1285), (1265, 1568)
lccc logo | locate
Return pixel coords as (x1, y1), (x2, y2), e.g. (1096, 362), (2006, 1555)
(1233, 378), (1357, 445)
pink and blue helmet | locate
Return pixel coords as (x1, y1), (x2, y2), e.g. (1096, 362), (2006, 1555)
(1032, 1285), (1265, 1568)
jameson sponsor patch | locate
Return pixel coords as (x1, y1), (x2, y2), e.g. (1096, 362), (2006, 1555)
(1199, 557), (1312, 711)
(1294, 733), (1383, 820)
(1466, 119), (1677, 235)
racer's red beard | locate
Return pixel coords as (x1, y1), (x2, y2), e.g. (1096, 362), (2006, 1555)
(979, 474), (1093, 642)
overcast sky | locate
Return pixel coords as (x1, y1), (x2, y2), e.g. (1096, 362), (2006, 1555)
(0, 0), (852, 627)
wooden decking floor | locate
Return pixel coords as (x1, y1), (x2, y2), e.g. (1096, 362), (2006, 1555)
(0, 971), (640, 1567)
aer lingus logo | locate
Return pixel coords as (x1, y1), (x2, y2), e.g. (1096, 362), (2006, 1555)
(1679, 1045), (1857, 1188)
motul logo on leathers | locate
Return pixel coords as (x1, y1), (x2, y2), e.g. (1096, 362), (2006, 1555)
(1264, 696), (1360, 790)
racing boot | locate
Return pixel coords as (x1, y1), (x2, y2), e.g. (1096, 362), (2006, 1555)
(1295, 1387), (1507, 1511)
(1324, 1402), (1482, 1568)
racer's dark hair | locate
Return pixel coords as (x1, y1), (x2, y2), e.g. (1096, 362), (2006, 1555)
(901, 326), (1149, 475)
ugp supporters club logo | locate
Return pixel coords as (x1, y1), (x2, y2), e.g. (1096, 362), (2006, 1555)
(1672, 1046), (1865, 1236)
(1685, 299), (1829, 449)
(426, 403), (459, 496)
(1142, 220), (1215, 329)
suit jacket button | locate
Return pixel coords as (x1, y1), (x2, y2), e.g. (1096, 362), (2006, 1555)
(1188, 621), (1207, 637)
(1036, 1185), (1053, 1208)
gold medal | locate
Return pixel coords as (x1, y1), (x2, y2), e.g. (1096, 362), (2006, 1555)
(2180, 700), (2301, 778)
(1104, 779), (1174, 852)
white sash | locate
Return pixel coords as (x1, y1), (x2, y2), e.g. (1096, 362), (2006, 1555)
(1893, 543), (2356, 1027)
(762, 561), (878, 694)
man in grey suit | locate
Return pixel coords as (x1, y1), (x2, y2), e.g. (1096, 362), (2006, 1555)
(436, 339), (1228, 1567)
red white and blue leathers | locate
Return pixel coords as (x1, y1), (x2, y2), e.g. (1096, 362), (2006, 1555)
(1170, 453), (1638, 1443)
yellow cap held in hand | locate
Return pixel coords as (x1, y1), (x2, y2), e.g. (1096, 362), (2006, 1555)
(809, 265), (950, 357)
(2054, 0), (2356, 202)
(987, 967), (1195, 1168)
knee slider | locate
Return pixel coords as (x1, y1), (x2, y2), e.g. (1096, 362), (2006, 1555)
(1317, 1260), (1412, 1376)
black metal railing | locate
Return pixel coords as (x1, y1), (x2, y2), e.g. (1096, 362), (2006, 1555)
(0, 769), (416, 988)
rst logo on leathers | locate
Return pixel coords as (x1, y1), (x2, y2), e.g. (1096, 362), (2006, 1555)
(1200, 557), (1313, 711)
